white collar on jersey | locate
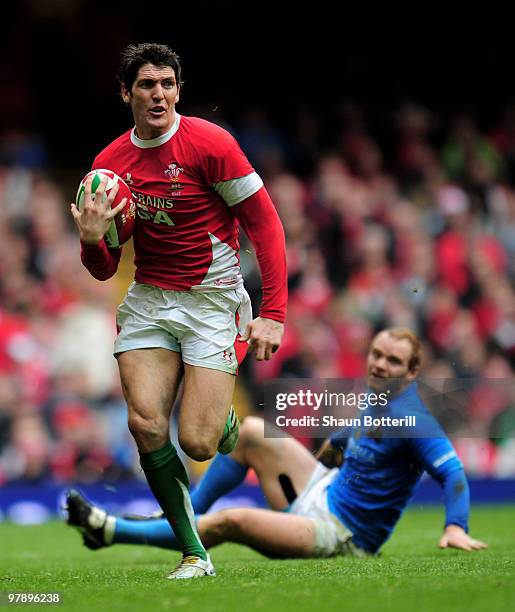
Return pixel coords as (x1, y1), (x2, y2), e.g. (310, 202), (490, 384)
(130, 113), (181, 148)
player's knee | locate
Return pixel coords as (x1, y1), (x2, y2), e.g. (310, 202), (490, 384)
(239, 416), (265, 447)
(210, 509), (245, 538)
(128, 412), (168, 447)
(179, 435), (217, 462)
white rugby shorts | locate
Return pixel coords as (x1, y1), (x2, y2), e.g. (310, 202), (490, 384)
(289, 463), (367, 558)
(114, 282), (252, 375)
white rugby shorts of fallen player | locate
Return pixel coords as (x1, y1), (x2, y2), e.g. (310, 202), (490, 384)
(288, 462), (369, 557)
(114, 282), (252, 374)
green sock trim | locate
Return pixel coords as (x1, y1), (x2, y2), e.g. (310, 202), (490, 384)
(222, 414), (231, 438)
(221, 407), (236, 439)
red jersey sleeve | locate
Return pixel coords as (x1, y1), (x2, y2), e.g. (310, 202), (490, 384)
(80, 240), (121, 281)
(232, 187), (287, 323)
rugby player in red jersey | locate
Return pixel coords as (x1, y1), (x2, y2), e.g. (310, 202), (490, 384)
(70, 43), (287, 579)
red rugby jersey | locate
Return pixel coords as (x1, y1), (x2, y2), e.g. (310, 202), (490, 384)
(81, 114), (287, 322)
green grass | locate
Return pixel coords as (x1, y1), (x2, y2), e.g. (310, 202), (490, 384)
(0, 506), (514, 612)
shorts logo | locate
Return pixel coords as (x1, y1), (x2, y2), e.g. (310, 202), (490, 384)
(222, 350), (233, 363)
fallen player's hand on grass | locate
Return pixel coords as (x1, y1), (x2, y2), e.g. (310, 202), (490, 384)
(439, 525), (488, 552)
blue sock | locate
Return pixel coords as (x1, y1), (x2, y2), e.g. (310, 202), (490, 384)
(113, 517), (182, 550)
(191, 453), (248, 514)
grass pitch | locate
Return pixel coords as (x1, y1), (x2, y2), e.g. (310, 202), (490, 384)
(0, 505), (513, 612)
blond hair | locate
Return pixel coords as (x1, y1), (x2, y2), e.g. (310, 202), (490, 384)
(374, 327), (422, 372)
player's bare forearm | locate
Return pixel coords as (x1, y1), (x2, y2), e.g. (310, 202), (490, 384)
(239, 317), (284, 361)
(438, 525), (488, 552)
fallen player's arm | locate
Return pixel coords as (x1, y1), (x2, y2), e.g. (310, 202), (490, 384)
(438, 468), (488, 551)
(439, 524), (488, 552)
(410, 436), (488, 552)
(315, 428), (350, 468)
(315, 439), (344, 468)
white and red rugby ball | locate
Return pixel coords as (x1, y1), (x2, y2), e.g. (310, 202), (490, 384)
(76, 169), (136, 248)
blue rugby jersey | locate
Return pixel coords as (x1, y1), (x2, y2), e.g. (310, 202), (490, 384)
(326, 382), (469, 553)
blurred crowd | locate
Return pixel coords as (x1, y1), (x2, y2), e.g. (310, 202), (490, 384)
(1, 101), (514, 485)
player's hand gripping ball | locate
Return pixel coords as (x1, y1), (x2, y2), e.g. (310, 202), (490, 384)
(76, 169), (136, 248)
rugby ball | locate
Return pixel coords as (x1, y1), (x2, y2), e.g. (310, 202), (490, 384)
(76, 169), (136, 248)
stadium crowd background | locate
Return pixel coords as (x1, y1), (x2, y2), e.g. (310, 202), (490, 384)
(1, 1), (514, 485)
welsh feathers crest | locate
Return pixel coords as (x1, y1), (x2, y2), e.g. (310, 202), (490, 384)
(164, 162), (184, 182)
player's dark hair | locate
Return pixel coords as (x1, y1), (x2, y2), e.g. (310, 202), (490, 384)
(118, 43), (183, 91)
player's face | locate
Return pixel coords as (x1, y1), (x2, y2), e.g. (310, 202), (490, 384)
(122, 64), (180, 140)
(366, 332), (418, 396)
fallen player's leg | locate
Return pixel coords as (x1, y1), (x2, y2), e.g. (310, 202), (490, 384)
(66, 416), (321, 552)
(65, 489), (116, 549)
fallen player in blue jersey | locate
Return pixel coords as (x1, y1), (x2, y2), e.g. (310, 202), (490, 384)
(66, 328), (487, 558)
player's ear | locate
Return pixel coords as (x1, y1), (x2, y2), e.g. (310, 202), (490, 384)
(175, 85), (180, 104)
(406, 365), (420, 381)
(120, 83), (131, 104)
